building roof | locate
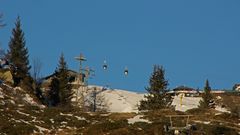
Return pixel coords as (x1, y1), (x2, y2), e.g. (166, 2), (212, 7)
(173, 86), (195, 91)
(44, 69), (79, 80)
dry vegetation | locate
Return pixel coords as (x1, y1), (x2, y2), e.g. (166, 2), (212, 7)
(0, 83), (240, 135)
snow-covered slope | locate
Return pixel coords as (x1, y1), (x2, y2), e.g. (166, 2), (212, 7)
(171, 95), (201, 112)
(85, 85), (234, 113)
(86, 85), (145, 112)
(87, 86), (203, 113)
(0, 83), (44, 108)
(101, 89), (145, 113)
(101, 89), (202, 113)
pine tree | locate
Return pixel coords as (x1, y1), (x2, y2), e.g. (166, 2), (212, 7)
(199, 79), (213, 108)
(139, 65), (172, 110)
(56, 53), (73, 106)
(8, 16), (31, 87)
(48, 77), (60, 106)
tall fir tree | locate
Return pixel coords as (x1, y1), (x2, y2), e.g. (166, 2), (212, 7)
(56, 53), (73, 106)
(139, 65), (172, 110)
(48, 77), (60, 106)
(199, 79), (213, 108)
(8, 16), (32, 87)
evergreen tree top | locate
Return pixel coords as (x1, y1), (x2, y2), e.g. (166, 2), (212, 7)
(204, 79), (211, 91)
(139, 65), (172, 110)
(199, 79), (213, 109)
(11, 16), (24, 42)
(54, 53), (73, 106)
(15, 16), (21, 29)
(57, 53), (68, 73)
(146, 65), (168, 94)
(8, 16), (31, 79)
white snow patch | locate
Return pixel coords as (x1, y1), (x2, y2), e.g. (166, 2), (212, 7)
(203, 121), (211, 124)
(194, 120), (211, 125)
(171, 95), (202, 112)
(61, 121), (68, 125)
(9, 99), (15, 104)
(75, 116), (86, 121)
(16, 110), (30, 116)
(20, 119), (31, 124)
(50, 119), (55, 123)
(0, 90), (4, 98)
(31, 116), (37, 122)
(31, 116), (45, 124)
(32, 110), (40, 113)
(23, 94), (36, 105)
(60, 125), (66, 128)
(100, 113), (111, 117)
(33, 130), (37, 134)
(14, 87), (22, 91)
(22, 94), (45, 108)
(10, 118), (21, 123)
(215, 106), (231, 113)
(35, 125), (50, 134)
(128, 115), (151, 124)
(215, 113), (222, 116)
(60, 113), (73, 117)
(66, 126), (73, 129)
(18, 104), (24, 107)
(216, 96), (222, 100)
(23, 94), (42, 108)
(87, 112), (96, 116)
(39, 105), (46, 109)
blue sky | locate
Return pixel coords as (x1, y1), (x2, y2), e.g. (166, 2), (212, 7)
(0, 0), (240, 92)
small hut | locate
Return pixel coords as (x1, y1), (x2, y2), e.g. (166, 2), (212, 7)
(173, 86), (199, 97)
